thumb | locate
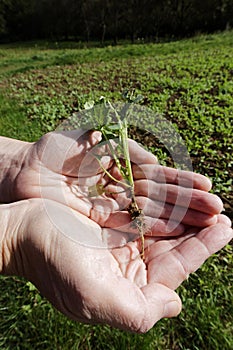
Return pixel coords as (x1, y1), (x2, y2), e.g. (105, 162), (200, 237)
(142, 282), (182, 323)
(105, 281), (182, 333)
(88, 130), (102, 147)
(54, 130), (102, 176)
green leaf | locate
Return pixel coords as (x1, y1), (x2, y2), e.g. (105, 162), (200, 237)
(84, 100), (95, 110)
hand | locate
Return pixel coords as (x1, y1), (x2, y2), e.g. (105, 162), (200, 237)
(1, 199), (232, 332)
(7, 130), (224, 239)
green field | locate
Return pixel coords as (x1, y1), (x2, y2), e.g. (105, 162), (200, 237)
(0, 32), (232, 349)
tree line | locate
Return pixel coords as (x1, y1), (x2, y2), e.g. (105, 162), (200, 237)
(0, 0), (233, 43)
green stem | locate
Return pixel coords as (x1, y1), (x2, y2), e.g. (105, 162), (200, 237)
(120, 118), (134, 189)
(101, 128), (123, 173)
(108, 101), (135, 191)
(95, 155), (131, 189)
(97, 100), (145, 259)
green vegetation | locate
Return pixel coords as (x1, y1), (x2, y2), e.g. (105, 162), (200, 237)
(0, 31), (232, 349)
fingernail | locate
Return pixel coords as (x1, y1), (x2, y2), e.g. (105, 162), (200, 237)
(91, 131), (102, 145)
(164, 300), (181, 318)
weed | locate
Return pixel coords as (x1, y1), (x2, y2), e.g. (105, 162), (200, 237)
(84, 94), (147, 257)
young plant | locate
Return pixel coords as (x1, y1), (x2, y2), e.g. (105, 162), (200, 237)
(85, 94), (146, 258)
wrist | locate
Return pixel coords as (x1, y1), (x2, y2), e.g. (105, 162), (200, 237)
(0, 200), (34, 276)
(0, 137), (31, 202)
(0, 204), (12, 274)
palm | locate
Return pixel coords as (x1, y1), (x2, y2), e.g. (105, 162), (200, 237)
(21, 199), (231, 332)
(15, 130), (223, 239)
(15, 130), (148, 225)
(106, 214), (230, 290)
(3, 131), (232, 332)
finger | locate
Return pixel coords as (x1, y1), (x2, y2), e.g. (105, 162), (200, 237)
(62, 186), (121, 218)
(98, 279), (181, 333)
(134, 180), (223, 215)
(44, 130), (102, 176)
(104, 211), (186, 236)
(217, 213), (232, 226)
(141, 283), (182, 323)
(103, 185), (218, 227)
(141, 213), (232, 251)
(79, 138), (158, 178)
(146, 223), (233, 290)
(133, 164), (212, 191)
(135, 196), (218, 227)
(61, 130), (119, 177)
(128, 139), (158, 165)
(76, 133), (114, 177)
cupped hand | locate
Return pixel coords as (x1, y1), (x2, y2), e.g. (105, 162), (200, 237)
(2, 199), (232, 333)
(13, 130), (223, 240)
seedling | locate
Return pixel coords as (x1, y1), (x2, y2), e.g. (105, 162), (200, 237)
(85, 93), (146, 258)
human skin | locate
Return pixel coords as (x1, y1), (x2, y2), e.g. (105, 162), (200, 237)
(0, 199), (232, 333)
(0, 131), (232, 332)
(0, 130), (224, 234)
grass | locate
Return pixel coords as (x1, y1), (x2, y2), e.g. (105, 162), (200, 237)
(0, 31), (232, 349)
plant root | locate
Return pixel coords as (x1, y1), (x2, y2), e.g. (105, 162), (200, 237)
(127, 197), (146, 260)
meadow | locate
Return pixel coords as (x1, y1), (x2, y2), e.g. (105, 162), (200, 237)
(0, 31), (232, 349)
